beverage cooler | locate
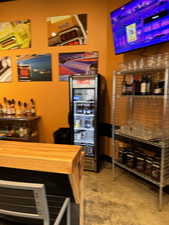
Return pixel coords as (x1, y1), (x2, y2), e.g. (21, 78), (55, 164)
(69, 74), (104, 172)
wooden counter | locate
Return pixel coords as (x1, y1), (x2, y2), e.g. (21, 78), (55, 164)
(0, 140), (84, 224)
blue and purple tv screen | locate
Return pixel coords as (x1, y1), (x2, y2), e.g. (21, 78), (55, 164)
(110, 0), (169, 54)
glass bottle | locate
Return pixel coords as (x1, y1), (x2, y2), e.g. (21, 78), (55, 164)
(0, 103), (3, 116)
(11, 99), (16, 115)
(3, 97), (7, 115)
(134, 75), (141, 95)
(140, 75), (147, 95)
(153, 72), (163, 95)
(7, 100), (12, 116)
(146, 75), (152, 95)
(16, 101), (22, 116)
(23, 102), (28, 116)
(30, 98), (36, 116)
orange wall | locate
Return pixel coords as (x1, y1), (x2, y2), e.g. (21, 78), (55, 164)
(0, 0), (109, 143)
(3, 0), (165, 157)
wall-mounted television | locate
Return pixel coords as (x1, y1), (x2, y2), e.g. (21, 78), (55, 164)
(110, 0), (169, 54)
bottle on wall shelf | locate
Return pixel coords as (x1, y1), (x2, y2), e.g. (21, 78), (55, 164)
(146, 75), (152, 95)
(7, 100), (12, 116)
(0, 104), (3, 116)
(153, 72), (164, 95)
(134, 75), (141, 95)
(23, 102), (28, 116)
(11, 99), (16, 115)
(0, 97), (38, 118)
(3, 97), (7, 115)
(30, 98), (36, 116)
(140, 75), (147, 95)
(16, 101), (22, 116)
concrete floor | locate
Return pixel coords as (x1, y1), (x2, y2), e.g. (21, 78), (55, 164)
(84, 162), (169, 225)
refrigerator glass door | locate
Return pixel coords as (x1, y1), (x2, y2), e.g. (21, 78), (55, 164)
(73, 88), (95, 155)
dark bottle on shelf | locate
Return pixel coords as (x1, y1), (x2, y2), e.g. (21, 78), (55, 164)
(121, 76), (127, 95)
(119, 148), (128, 164)
(153, 72), (164, 95)
(132, 75), (141, 95)
(135, 153), (145, 172)
(132, 78), (136, 95)
(158, 80), (164, 95)
(126, 151), (135, 168)
(151, 160), (160, 181)
(146, 75), (152, 95)
(140, 75), (147, 95)
(23, 102), (28, 116)
(144, 156), (153, 176)
(135, 79), (141, 95)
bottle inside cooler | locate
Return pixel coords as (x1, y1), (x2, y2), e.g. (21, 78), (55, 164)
(83, 145), (95, 157)
(74, 128), (94, 145)
(75, 103), (83, 114)
(73, 89), (95, 102)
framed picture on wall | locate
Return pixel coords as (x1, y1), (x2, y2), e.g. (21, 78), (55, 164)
(17, 54), (52, 82)
(59, 51), (99, 81)
(0, 19), (31, 50)
(47, 14), (87, 46)
(0, 56), (12, 82)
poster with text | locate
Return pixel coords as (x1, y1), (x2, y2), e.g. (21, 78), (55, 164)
(17, 54), (52, 82)
(0, 56), (12, 82)
(47, 14), (87, 46)
(0, 20), (31, 50)
(59, 51), (99, 81)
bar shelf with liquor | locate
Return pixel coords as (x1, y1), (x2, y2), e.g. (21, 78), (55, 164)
(112, 66), (169, 210)
(0, 98), (40, 142)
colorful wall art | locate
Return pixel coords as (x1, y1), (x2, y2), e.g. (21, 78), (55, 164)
(0, 20), (31, 50)
(47, 14), (87, 46)
(59, 51), (99, 81)
(0, 56), (12, 82)
(17, 54), (52, 81)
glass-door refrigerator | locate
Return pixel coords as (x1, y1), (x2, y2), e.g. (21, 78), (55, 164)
(69, 74), (104, 172)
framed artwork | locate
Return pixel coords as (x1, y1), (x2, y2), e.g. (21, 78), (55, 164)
(0, 19), (31, 50)
(59, 51), (99, 81)
(17, 54), (52, 82)
(47, 14), (87, 46)
(0, 56), (12, 82)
